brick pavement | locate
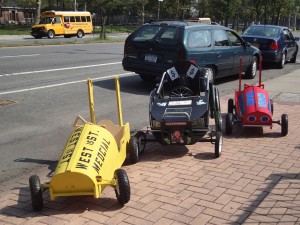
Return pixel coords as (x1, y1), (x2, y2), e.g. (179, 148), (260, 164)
(1, 95), (300, 225)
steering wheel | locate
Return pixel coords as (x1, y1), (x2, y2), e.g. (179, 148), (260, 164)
(169, 86), (193, 97)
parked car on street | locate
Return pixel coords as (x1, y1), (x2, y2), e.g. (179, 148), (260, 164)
(122, 21), (261, 82)
(241, 25), (299, 69)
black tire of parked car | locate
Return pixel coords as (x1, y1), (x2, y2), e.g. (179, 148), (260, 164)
(244, 56), (257, 79)
(290, 49), (298, 63)
(277, 53), (286, 69)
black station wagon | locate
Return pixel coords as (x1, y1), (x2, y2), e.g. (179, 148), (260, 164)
(122, 21), (261, 82)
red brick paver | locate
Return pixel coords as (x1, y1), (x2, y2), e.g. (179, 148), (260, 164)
(1, 97), (300, 224)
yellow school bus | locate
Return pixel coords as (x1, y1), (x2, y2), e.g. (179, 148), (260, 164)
(31, 11), (93, 39)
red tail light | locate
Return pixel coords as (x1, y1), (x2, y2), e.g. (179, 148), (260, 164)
(190, 60), (196, 64)
(269, 41), (278, 50)
(178, 46), (186, 60)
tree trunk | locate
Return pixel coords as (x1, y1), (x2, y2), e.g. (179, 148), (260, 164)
(100, 16), (107, 39)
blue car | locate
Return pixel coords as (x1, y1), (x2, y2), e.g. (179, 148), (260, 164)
(241, 25), (299, 69)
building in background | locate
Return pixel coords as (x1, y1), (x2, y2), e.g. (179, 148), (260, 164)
(0, 0), (35, 25)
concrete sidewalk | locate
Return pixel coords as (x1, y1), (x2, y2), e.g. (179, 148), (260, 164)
(0, 69), (300, 225)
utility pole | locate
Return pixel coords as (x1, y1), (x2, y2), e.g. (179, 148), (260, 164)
(35, 0), (41, 24)
(157, 0), (163, 21)
(74, 0), (77, 11)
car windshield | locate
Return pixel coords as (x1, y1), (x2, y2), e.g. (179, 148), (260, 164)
(243, 26), (280, 38)
(39, 17), (54, 24)
(132, 25), (179, 45)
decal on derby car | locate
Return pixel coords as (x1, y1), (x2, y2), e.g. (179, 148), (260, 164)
(168, 100), (192, 106)
(167, 67), (179, 81)
(196, 99), (206, 105)
(187, 64), (199, 79)
(157, 102), (167, 107)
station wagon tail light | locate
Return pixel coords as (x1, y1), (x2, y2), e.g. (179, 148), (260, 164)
(178, 46), (186, 60)
(269, 41), (278, 50)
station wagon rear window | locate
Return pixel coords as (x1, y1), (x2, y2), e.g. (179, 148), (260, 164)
(132, 25), (179, 45)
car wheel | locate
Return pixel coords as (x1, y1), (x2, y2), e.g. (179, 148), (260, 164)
(77, 30), (84, 38)
(205, 67), (216, 84)
(270, 99), (274, 115)
(114, 169), (130, 205)
(127, 136), (139, 164)
(228, 98), (234, 114)
(215, 132), (223, 158)
(214, 86), (222, 132)
(47, 30), (55, 39)
(290, 49), (297, 63)
(139, 74), (156, 82)
(244, 56), (257, 79)
(225, 113), (233, 135)
(29, 175), (43, 211)
(277, 53), (286, 69)
(281, 114), (288, 136)
(135, 131), (146, 155)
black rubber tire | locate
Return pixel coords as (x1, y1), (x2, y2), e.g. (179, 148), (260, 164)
(270, 99), (274, 115)
(209, 83), (214, 119)
(281, 114), (288, 136)
(214, 86), (222, 132)
(139, 74), (156, 82)
(29, 175), (43, 211)
(47, 30), (55, 39)
(127, 136), (139, 164)
(205, 66), (216, 84)
(225, 113), (233, 135)
(228, 98), (234, 114)
(215, 132), (223, 158)
(135, 131), (146, 154)
(290, 49), (297, 63)
(114, 169), (130, 205)
(277, 53), (286, 69)
(244, 56), (257, 79)
(77, 30), (84, 38)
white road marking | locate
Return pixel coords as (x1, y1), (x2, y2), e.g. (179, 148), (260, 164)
(0, 72), (134, 96)
(0, 54), (40, 59)
(0, 62), (122, 77)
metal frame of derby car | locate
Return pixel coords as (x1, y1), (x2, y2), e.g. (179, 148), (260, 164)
(133, 61), (223, 159)
(225, 56), (288, 136)
(29, 77), (140, 211)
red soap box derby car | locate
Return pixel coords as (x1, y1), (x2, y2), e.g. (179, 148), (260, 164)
(225, 57), (288, 136)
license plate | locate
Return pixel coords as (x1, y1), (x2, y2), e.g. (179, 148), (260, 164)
(145, 54), (157, 63)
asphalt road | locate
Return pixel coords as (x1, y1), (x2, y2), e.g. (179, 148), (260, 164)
(0, 42), (299, 183)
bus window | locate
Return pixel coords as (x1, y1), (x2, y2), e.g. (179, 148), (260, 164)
(64, 16), (69, 22)
(70, 16), (75, 22)
(87, 17), (91, 22)
(75, 16), (81, 22)
(81, 16), (86, 22)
